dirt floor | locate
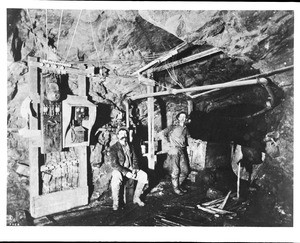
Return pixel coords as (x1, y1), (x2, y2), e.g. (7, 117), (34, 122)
(31, 168), (293, 227)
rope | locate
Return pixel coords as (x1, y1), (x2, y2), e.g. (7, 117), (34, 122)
(26, 9), (33, 28)
(25, 9), (38, 48)
(102, 20), (108, 53)
(153, 80), (171, 91)
(56, 10), (63, 52)
(64, 9), (82, 63)
(46, 9), (48, 60)
(166, 66), (184, 89)
(89, 10), (101, 67)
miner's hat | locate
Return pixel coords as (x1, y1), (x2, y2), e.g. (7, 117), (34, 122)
(116, 126), (129, 134)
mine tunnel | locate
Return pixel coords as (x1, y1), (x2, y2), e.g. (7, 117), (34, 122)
(6, 8), (294, 230)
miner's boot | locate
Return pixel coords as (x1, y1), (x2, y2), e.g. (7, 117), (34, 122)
(133, 183), (146, 207)
(171, 177), (184, 195)
(179, 175), (188, 193)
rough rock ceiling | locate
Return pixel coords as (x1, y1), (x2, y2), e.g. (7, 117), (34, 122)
(7, 8), (293, 146)
(8, 9), (292, 100)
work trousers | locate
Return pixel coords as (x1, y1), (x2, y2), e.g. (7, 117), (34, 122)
(164, 147), (190, 183)
(111, 169), (148, 203)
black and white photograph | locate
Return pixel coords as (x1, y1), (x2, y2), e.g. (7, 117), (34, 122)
(1, 1), (299, 242)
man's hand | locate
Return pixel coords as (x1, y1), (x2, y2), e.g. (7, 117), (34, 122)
(125, 171), (134, 179)
(126, 169), (138, 179)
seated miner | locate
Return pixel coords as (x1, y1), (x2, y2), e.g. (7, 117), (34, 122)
(109, 127), (148, 211)
(161, 111), (191, 195)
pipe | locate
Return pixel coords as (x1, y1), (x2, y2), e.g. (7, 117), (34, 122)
(190, 65), (293, 99)
(130, 78), (268, 100)
(234, 65), (293, 82)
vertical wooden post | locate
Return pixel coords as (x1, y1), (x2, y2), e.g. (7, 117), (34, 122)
(147, 73), (156, 170)
(77, 70), (88, 189)
(77, 74), (87, 96)
(187, 99), (193, 115)
(124, 99), (130, 128)
(28, 57), (41, 215)
(237, 162), (241, 199)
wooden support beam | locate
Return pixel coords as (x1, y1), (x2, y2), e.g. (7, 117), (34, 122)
(77, 74), (87, 96)
(28, 57), (41, 216)
(130, 78), (268, 100)
(132, 41), (190, 76)
(149, 47), (222, 73)
(187, 100), (193, 115)
(74, 69), (88, 188)
(28, 59), (96, 76)
(147, 83), (156, 170)
(124, 99), (130, 128)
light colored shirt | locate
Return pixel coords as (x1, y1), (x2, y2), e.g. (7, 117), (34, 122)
(164, 125), (189, 148)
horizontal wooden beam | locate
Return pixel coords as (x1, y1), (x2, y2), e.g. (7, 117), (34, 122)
(149, 47), (222, 73)
(28, 60), (96, 76)
(130, 78), (268, 100)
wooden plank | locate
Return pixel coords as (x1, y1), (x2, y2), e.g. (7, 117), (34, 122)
(130, 78), (268, 100)
(219, 190), (231, 209)
(196, 204), (218, 215)
(31, 187), (89, 218)
(201, 197), (225, 207)
(206, 206), (235, 215)
(75, 147), (88, 188)
(149, 47), (221, 73)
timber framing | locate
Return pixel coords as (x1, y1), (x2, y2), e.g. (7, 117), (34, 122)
(149, 47), (222, 73)
(132, 41), (190, 76)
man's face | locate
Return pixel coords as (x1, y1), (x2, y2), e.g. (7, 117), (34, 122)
(178, 113), (187, 123)
(117, 130), (128, 143)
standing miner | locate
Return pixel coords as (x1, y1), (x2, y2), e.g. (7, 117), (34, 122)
(109, 127), (148, 211)
(162, 111), (191, 195)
